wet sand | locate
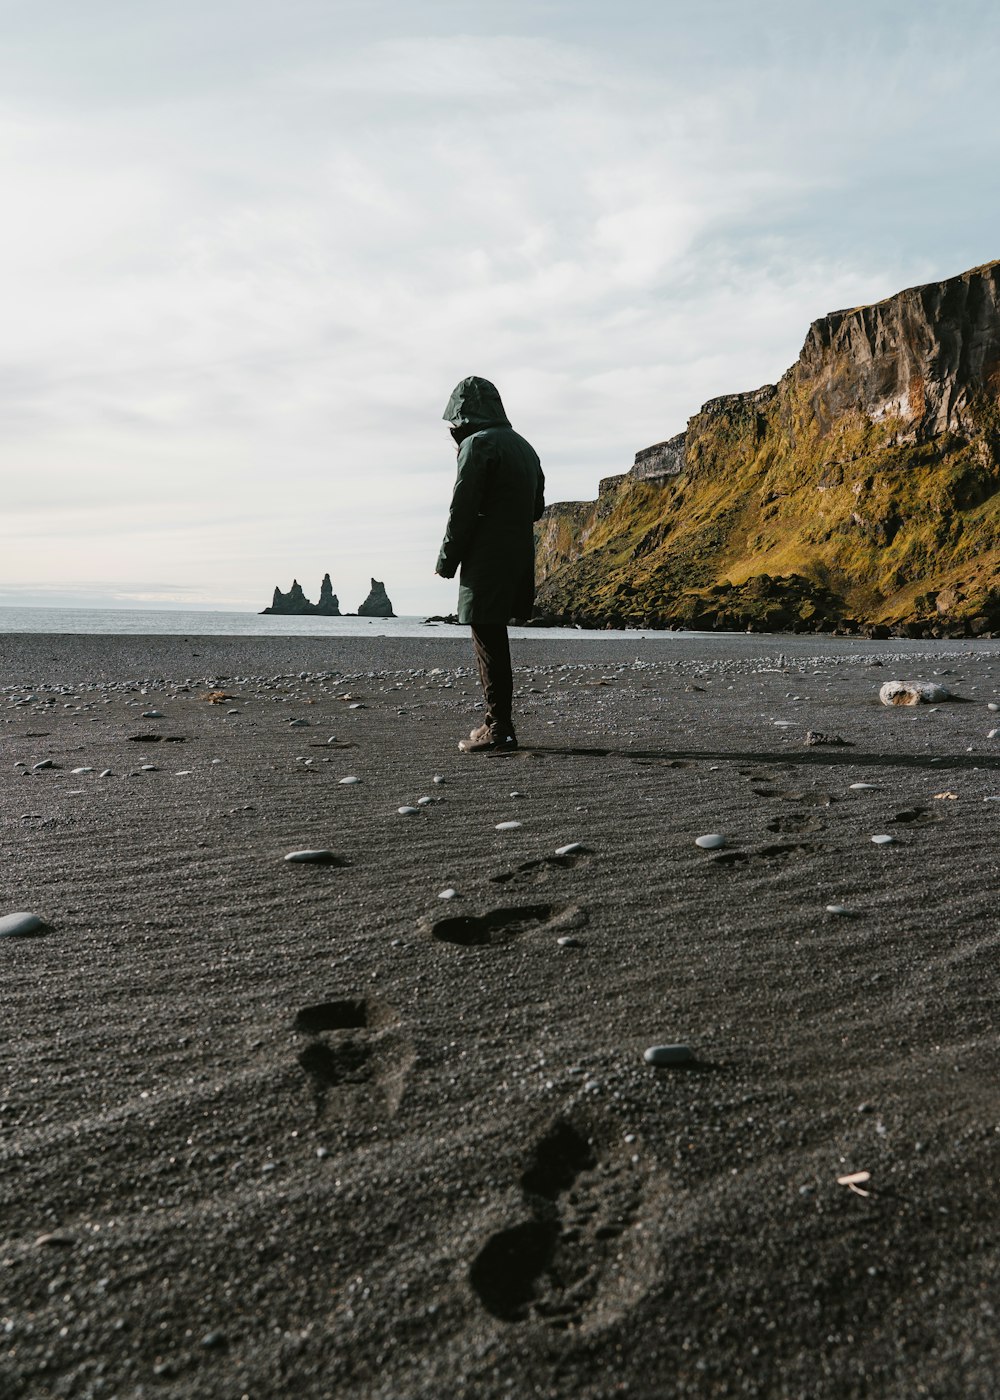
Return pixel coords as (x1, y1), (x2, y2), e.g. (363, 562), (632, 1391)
(2, 633), (999, 1399)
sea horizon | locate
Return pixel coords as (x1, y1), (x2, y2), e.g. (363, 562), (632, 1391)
(0, 603), (693, 642)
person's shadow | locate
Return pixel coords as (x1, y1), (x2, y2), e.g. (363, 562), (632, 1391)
(524, 744), (1000, 772)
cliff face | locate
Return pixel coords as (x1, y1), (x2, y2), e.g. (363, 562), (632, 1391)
(535, 259), (1000, 634)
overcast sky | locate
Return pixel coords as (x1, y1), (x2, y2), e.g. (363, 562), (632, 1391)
(2, 0), (998, 614)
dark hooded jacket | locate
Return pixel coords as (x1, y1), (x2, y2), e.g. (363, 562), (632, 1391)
(436, 377), (545, 624)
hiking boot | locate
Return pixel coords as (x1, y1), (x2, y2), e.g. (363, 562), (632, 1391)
(458, 726), (518, 753)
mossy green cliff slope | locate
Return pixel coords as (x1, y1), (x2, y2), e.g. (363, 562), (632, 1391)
(535, 260), (1000, 635)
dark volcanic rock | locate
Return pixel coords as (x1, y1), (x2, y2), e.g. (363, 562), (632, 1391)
(358, 579), (395, 617)
(262, 575), (341, 616)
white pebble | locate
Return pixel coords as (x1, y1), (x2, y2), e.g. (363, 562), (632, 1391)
(826, 905), (853, 916)
(644, 1045), (694, 1067)
(849, 783), (879, 791)
(556, 935), (582, 948)
(495, 820), (522, 831)
(988, 702), (999, 712)
(339, 776), (361, 785)
(71, 767), (93, 775)
(174, 770), (192, 776)
(438, 888), (458, 900)
(870, 834), (895, 846)
(432, 775), (446, 784)
(988, 729), (998, 740)
(141, 710), (164, 719)
(349, 703), (364, 710)
(0, 911), (50, 938)
(284, 850), (339, 863)
(140, 764), (158, 772)
(100, 769), (114, 778)
(555, 842), (585, 856)
(417, 796), (432, 805)
(695, 833), (725, 850)
(398, 806), (420, 815)
(289, 718), (309, 728)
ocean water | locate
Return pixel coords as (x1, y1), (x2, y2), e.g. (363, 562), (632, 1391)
(0, 605), (677, 642)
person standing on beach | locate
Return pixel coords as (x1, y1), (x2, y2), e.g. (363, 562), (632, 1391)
(436, 376), (545, 753)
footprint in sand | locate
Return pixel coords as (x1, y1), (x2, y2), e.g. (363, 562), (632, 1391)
(491, 848), (591, 886)
(711, 840), (825, 868)
(470, 1115), (647, 1329)
(293, 997), (413, 1117)
(427, 904), (587, 948)
(889, 806), (944, 825)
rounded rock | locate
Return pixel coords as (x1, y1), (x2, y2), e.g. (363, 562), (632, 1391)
(695, 833), (725, 850)
(643, 1044), (694, 1067)
(339, 776), (361, 785)
(141, 710), (164, 719)
(438, 888), (458, 900)
(871, 834), (895, 846)
(495, 820), (522, 831)
(398, 806), (420, 816)
(555, 842), (585, 856)
(0, 911), (50, 938)
(284, 850), (340, 864)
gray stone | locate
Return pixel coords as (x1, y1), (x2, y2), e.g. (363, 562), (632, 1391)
(643, 1044), (694, 1067)
(695, 833), (725, 850)
(284, 850), (342, 864)
(0, 911), (50, 938)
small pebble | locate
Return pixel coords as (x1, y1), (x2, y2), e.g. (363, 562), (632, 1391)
(417, 796), (432, 805)
(349, 703), (364, 710)
(0, 911), (51, 938)
(988, 702), (999, 712)
(32, 760), (54, 771)
(643, 1044), (694, 1067)
(495, 820), (522, 831)
(284, 850), (340, 863)
(432, 775), (446, 784)
(339, 776), (361, 785)
(35, 1232), (75, 1247)
(141, 710), (164, 719)
(398, 806), (420, 815)
(289, 718), (310, 727)
(71, 767), (93, 775)
(326, 736), (339, 745)
(556, 935), (582, 948)
(438, 888), (458, 900)
(695, 833), (725, 850)
(99, 769), (113, 778)
(555, 842), (585, 856)
(140, 764), (158, 772)
(826, 904), (854, 916)
(871, 834), (895, 846)
(850, 783), (879, 790)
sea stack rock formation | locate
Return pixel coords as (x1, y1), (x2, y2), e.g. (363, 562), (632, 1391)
(357, 579), (395, 617)
(535, 259), (1000, 636)
(261, 575), (341, 616)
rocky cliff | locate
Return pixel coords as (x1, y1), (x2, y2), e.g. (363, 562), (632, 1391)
(357, 579), (395, 617)
(261, 574), (341, 616)
(535, 259), (1000, 635)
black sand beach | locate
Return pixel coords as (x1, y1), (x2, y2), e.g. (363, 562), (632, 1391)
(2, 633), (999, 1398)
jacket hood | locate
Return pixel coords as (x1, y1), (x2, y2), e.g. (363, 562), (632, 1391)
(442, 376), (510, 432)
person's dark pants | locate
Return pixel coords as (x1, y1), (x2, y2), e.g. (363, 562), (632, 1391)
(471, 623), (514, 734)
